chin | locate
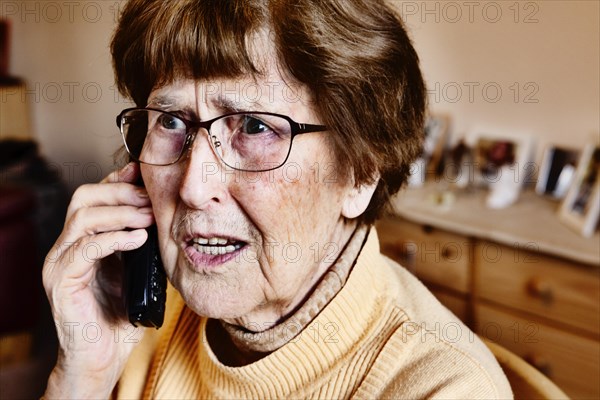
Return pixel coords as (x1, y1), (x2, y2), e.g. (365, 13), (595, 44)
(172, 275), (262, 321)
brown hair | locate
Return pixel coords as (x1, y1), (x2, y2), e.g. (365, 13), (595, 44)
(111, 0), (426, 225)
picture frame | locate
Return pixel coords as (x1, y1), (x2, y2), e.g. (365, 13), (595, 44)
(408, 113), (449, 186)
(465, 129), (535, 208)
(444, 138), (474, 189)
(559, 144), (600, 238)
(423, 114), (449, 175)
(535, 146), (580, 200)
(466, 129), (535, 187)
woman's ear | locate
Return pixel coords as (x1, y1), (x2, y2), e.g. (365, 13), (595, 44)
(341, 178), (379, 220)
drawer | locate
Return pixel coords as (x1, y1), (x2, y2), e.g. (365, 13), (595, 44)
(476, 304), (600, 399)
(475, 241), (600, 335)
(376, 218), (471, 293)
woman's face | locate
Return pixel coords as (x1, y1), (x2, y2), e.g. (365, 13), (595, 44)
(141, 61), (372, 329)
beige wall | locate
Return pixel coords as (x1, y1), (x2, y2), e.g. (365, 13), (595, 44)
(392, 0), (599, 158)
(3, 1), (130, 189)
(3, 0), (599, 189)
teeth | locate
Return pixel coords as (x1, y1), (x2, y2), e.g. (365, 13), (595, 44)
(192, 242), (241, 255)
(192, 237), (229, 245)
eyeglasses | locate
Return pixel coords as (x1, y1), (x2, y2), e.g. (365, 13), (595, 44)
(116, 108), (327, 172)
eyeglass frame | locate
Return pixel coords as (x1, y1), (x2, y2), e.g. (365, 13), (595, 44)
(116, 107), (328, 172)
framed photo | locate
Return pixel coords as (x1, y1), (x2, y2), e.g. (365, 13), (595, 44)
(408, 114), (449, 186)
(423, 114), (449, 175)
(466, 129), (535, 188)
(559, 144), (600, 237)
(535, 146), (580, 199)
(445, 138), (474, 189)
(464, 129), (534, 208)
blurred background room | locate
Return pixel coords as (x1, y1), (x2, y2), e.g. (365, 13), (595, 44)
(1, 1), (598, 398)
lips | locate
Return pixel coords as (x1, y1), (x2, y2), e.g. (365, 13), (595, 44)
(183, 233), (248, 268)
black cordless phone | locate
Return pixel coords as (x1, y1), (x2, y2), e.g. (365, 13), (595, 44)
(122, 178), (167, 328)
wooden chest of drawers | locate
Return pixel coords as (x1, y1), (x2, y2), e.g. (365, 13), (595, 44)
(376, 211), (600, 398)
(377, 218), (471, 321)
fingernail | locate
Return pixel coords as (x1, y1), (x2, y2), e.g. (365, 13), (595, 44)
(138, 207), (153, 214)
(136, 188), (149, 198)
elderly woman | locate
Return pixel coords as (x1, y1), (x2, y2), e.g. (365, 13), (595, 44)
(42, 0), (512, 398)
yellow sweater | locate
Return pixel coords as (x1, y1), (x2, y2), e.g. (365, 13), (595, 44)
(117, 229), (512, 399)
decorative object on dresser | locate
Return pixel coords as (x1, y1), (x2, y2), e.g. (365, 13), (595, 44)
(535, 146), (580, 200)
(558, 144), (600, 238)
(469, 129), (535, 209)
(408, 114), (449, 187)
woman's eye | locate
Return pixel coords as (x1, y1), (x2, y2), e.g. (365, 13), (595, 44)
(158, 114), (185, 131)
(242, 116), (270, 135)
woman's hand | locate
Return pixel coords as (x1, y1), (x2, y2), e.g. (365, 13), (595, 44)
(42, 162), (154, 399)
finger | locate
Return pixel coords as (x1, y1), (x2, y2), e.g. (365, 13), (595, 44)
(44, 229), (148, 287)
(67, 182), (150, 220)
(101, 162), (140, 184)
(62, 205), (155, 244)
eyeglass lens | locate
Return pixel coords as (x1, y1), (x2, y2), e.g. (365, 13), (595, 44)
(120, 109), (294, 171)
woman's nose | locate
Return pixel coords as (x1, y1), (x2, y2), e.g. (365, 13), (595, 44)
(178, 130), (229, 210)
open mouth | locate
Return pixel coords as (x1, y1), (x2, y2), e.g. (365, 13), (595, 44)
(190, 237), (246, 255)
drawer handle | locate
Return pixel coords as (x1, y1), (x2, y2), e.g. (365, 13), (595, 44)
(526, 278), (554, 303)
(524, 353), (553, 377)
(381, 241), (416, 268)
(441, 247), (456, 260)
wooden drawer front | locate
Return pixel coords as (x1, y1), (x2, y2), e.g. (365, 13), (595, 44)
(376, 219), (470, 293)
(475, 241), (600, 335)
(476, 304), (600, 399)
